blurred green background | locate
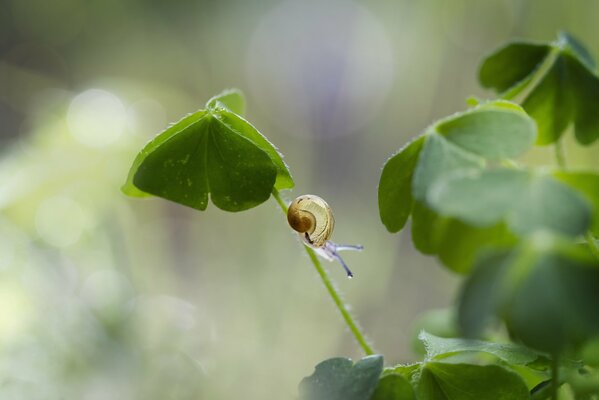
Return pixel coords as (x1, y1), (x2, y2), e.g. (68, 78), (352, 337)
(1, 0), (599, 398)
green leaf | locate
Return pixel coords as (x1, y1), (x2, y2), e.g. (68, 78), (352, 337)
(479, 41), (552, 94)
(436, 101), (537, 159)
(411, 202), (516, 273)
(417, 362), (529, 400)
(560, 31), (596, 72)
(566, 55), (599, 145)
(436, 221), (516, 273)
(410, 201), (444, 254)
(122, 90), (294, 211)
(458, 249), (513, 337)
(522, 56), (573, 144)
(371, 374), (415, 400)
(428, 168), (592, 237)
(206, 88), (245, 115)
(429, 169), (527, 227)
(383, 364), (422, 382)
(212, 110), (294, 190)
(481, 33), (599, 145)
(410, 309), (458, 356)
(552, 171), (599, 236)
(132, 114), (276, 211)
(378, 137), (425, 232)
(459, 233), (599, 352)
(299, 355), (383, 400)
(418, 331), (539, 365)
(379, 101), (535, 272)
(380, 100), (535, 214)
(412, 134), (484, 201)
(122, 110), (208, 198)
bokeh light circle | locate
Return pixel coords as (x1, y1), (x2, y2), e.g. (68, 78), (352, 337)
(67, 89), (127, 148)
(247, 0), (395, 139)
(35, 196), (91, 248)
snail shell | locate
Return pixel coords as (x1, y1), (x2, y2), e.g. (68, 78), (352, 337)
(287, 195), (335, 248)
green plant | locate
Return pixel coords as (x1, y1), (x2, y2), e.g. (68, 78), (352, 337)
(123, 32), (599, 399)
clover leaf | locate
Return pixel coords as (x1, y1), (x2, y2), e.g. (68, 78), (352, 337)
(418, 331), (540, 366)
(480, 32), (599, 145)
(379, 100), (535, 233)
(378, 100), (534, 272)
(553, 171), (599, 236)
(428, 168), (592, 238)
(122, 89), (293, 211)
(298, 355), (383, 400)
(371, 374), (415, 400)
(417, 362), (529, 400)
(459, 233), (599, 352)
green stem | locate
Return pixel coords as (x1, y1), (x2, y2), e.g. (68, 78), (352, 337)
(501, 46), (560, 101)
(554, 139), (566, 169)
(272, 189), (375, 356)
(551, 355), (559, 400)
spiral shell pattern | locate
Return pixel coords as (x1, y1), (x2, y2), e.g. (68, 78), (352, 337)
(287, 195), (335, 247)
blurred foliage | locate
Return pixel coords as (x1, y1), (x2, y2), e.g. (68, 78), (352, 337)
(2, 0), (599, 398)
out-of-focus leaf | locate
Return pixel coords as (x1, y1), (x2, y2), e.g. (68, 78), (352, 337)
(411, 133), (484, 201)
(436, 221), (516, 273)
(459, 233), (599, 352)
(481, 33), (599, 145)
(436, 101), (537, 159)
(522, 56), (573, 144)
(429, 168), (592, 237)
(299, 355), (383, 400)
(479, 42), (551, 94)
(458, 249), (512, 337)
(567, 55), (599, 145)
(553, 171), (599, 236)
(417, 362), (529, 400)
(379, 101), (535, 271)
(560, 31), (596, 72)
(370, 374), (415, 400)
(411, 201), (516, 274)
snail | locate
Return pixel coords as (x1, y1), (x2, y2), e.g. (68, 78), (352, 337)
(287, 194), (363, 278)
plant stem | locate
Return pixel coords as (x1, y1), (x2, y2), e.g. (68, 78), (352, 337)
(554, 139), (566, 169)
(272, 189), (375, 356)
(501, 46), (560, 101)
(551, 355), (559, 400)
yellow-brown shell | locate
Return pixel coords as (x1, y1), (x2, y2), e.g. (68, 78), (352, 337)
(287, 195), (334, 248)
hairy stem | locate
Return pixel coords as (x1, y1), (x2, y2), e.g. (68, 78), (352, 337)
(272, 189), (375, 355)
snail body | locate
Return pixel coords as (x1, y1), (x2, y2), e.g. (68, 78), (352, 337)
(287, 194), (335, 248)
